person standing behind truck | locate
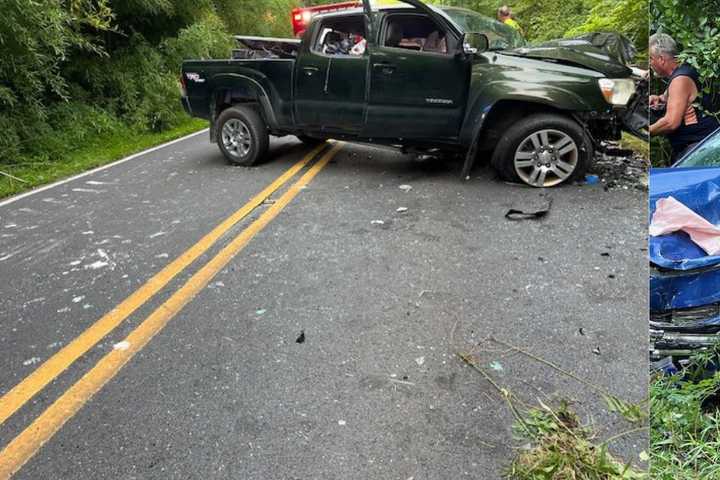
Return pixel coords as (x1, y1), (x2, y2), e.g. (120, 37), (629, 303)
(497, 5), (522, 35)
(649, 33), (720, 161)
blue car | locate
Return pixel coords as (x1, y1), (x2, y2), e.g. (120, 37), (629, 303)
(650, 128), (720, 364)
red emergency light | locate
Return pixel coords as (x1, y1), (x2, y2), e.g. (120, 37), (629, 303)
(291, 2), (362, 37)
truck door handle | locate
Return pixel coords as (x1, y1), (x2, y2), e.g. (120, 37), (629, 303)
(303, 66), (320, 76)
(373, 63), (396, 75)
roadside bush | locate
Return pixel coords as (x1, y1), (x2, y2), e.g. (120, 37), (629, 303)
(162, 13), (235, 71)
(427, 0), (647, 54)
(650, 0), (720, 166)
(651, 350), (720, 478)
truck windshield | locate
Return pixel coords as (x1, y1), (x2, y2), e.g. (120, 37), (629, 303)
(439, 7), (525, 50)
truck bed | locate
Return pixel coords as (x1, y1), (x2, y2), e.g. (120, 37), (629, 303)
(182, 58), (296, 127)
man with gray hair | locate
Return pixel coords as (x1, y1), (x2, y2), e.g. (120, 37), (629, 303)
(497, 5), (521, 33)
(649, 32), (719, 160)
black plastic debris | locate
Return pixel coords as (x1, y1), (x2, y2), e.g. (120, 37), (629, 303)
(296, 331), (305, 344)
(505, 199), (553, 221)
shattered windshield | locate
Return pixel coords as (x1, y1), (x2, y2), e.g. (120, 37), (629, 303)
(439, 7), (526, 50)
(675, 129), (720, 167)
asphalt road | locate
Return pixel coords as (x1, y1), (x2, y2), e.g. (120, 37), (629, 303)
(0, 132), (648, 479)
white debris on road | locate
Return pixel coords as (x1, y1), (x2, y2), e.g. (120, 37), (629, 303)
(84, 248), (115, 270)
(71, 188), (103, 194)
(113, 341), (131, 351)
(23, 357), (41, 366)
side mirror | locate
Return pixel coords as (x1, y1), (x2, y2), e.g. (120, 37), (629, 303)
(462, 32), (489, 55)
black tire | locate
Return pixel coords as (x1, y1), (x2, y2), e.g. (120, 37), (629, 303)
(490, 113), (592, 188)
(296, 135), (326, 146)
(216, 105), (269, 166)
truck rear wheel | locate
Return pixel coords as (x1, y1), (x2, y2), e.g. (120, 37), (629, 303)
(216, 106), (269, 166)
(491, 114), (591, 188)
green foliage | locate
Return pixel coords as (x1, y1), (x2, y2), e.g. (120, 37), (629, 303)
(507, 400), (647, 479)
(651, 0), (720, 86)
(651, 350), (720, 478)
(650, 0), (720, 166)
(429, 0), (647, 54)
(0, 1), (240, 165)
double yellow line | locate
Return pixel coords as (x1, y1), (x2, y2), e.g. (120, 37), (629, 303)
(0, 142), (343, 478)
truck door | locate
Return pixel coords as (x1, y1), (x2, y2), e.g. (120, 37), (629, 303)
(362, 10), (470, 140)
(294, 14), (369, 134)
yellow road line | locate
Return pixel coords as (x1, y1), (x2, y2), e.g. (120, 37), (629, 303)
(0, 142), (343, 479)
(0, 143), (327, 427)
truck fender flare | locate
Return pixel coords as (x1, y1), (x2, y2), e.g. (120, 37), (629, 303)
(210, 73), (279, 134)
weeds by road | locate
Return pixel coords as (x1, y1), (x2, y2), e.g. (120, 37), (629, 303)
(0, 118), (206, 199)
(651, 348), (720, 479)
(458, 338), (648, 479)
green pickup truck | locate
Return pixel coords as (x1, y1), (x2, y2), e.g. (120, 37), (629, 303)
(181, 0), (647, 187)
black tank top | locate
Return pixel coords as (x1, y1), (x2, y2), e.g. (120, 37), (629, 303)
(666, 64), (720, 154)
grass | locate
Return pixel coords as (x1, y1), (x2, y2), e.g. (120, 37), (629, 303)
(620, 133), (650, 160)
(650, 348), (720, 479)
(0, 117), (207, 199)
(508, 401), (647, 479)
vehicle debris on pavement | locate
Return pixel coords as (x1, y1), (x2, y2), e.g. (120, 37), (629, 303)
(589, 144), (649, 191)
(504, 198), (553, 221)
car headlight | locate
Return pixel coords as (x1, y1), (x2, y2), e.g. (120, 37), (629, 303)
(598, 78), (636, 105)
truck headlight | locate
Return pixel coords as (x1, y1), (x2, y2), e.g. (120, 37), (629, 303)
(598, 78), (636, 105)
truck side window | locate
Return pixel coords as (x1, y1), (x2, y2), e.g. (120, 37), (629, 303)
(312, 15), (367, 57)
(383, 14), (452, 54)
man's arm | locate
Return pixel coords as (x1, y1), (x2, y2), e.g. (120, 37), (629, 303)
(650, 76), (696, 136)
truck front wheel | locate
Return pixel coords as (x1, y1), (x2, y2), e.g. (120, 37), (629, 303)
(491, 114), (591, 188)
(216, 106), (269, 166)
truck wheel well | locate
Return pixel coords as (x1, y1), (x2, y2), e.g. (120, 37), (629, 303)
(212, 90), (264, 141)
(215, 90), (261, 117)
(477, 101), (567, 155)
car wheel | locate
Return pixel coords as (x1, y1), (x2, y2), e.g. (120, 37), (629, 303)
(216, 106), (269, 166)
(491, 114), (591, 187)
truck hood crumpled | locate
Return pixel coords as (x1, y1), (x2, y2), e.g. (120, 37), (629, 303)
(504, 42), (632, 78)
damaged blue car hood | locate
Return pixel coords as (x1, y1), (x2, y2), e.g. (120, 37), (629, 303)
(650, 167), (720, 310)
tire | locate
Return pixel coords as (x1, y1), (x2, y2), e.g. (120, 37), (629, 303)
(296, 135), (326, 146)
(490, 113), (591, 188)
(216, 105), (269, 166)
